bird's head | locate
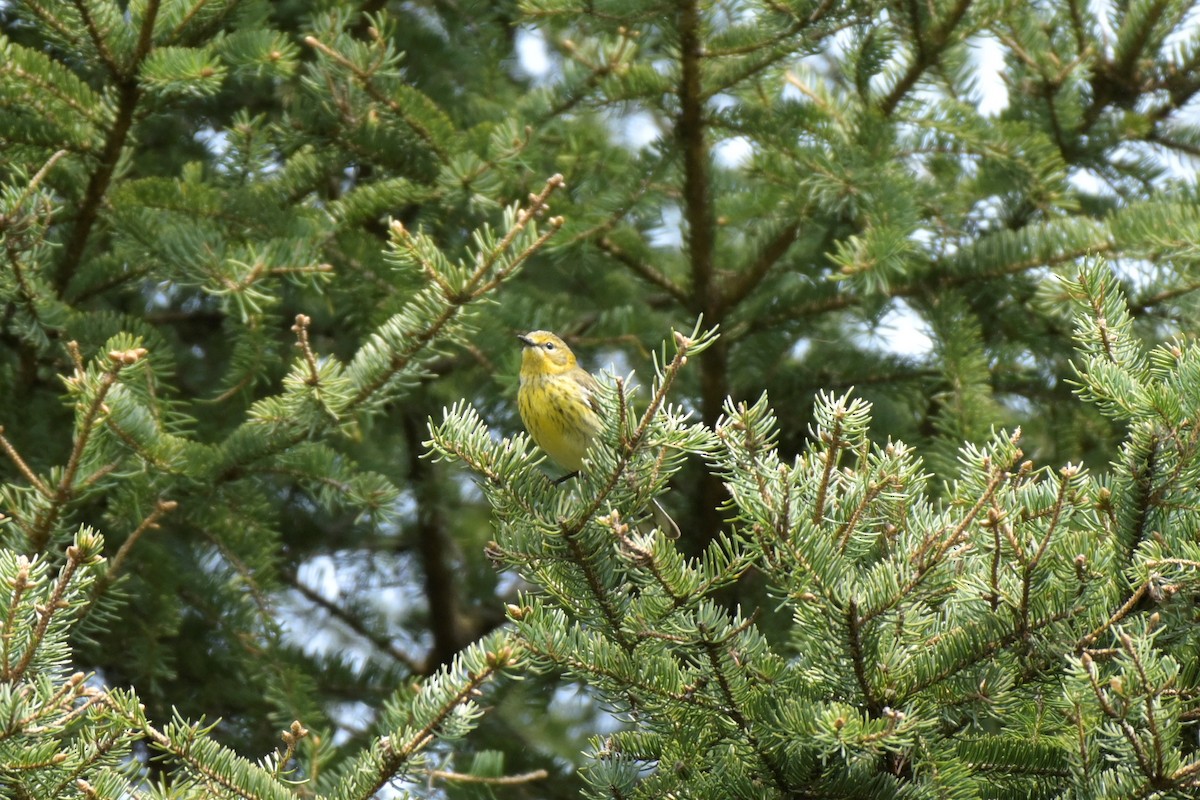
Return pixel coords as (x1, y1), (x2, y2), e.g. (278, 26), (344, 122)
(518, 331), (578, 377)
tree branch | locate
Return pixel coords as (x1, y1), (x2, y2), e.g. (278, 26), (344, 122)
(56, 0), (163, 296)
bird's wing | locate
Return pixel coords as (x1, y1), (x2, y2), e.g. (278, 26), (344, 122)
(577, 368), (603, 416)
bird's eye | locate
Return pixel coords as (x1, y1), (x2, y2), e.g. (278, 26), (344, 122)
(544, 342), (555, 351)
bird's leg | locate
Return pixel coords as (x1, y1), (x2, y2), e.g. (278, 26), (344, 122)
(553, 471), (580, 486)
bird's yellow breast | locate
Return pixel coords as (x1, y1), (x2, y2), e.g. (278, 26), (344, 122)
(517, 371), (602, 472)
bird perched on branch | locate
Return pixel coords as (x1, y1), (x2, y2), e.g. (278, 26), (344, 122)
(517, 330), (680, 539)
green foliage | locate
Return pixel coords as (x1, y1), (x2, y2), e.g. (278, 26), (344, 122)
(429, 282), (1200, 796)
(0, 529), (517, 799)
(5, 0), (1200, 797)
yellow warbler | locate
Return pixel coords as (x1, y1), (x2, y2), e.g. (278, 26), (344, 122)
(517, 331), (680, 538)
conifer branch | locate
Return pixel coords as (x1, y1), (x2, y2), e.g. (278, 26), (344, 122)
(559, 169), (677, 302)
(133, 717), (278, 800)
(347, 176), (564, 410)
(916, 603), (1085, 694)
(1080, 652), (1158, 780)
(1122, 632), (1166, 781)
(1131, 278), (1200, 312)
(71, 0), (122, 77)
(516, 631), (727, 713)
(337, 647), (516, 799)
(1122, 437), (1159, 556)
(427, 767), (550, 786)
(0, 427), (50, 497)
(291, 314), (320, 386)
(1078, 582), (1149, 650)
(1017, 465), (1077, 640)
(303, 33), (449, 162)
(880, 0), (974, 116)
(23, 673), (97, 734)
(1109, 0), (1172, 87)
(988, 501), (1004, 611)
(835, 479), (885, 553)
(1087, 280), (1121, 365)
(540, 28), (641, 123)
(607, 513), (685, 606)
(678, 0), (716, 321)
(845, 598), (882, 715)
(16, 2), (84, 54)
(595, 236), (687, 302)
(696, 618), (789, 792)
(812, 414), (844, 526)
(27, 347), (144, 552)
(93, 498), (178, 600)
(1071, 695), (1095, 781)
(288, 574), (425, 674)
(717, 223), (799, 314)
(0, 556), (32, 678)
(205, 530), (275, 625)
(862, 437), (1023, 627)
(1170, 756), (1200, 785)
(1064, 0), (1090, 55)
(746, 234), (1116, 333)
(559, 508), (636, 653)
(6, 149), (68, 213)
(98, 416), (168, 472)
(57, 0), (161, 295)
(7, 541), (86, 682)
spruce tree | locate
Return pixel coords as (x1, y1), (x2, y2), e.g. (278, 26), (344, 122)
(3, 1), (1200, 798)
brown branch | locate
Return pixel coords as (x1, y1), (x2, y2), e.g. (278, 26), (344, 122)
(346, 176), (564, 411)
(879, 0), (975, 116)
(56, 0), (163, 296)
(288, 574), (425, 674)
(0, 557), (32, 677)
(596, 235), (687, 302)
(70, 0), (122, 76)
(1078, 582), (1148, 650)
(0, 427), (51, 497)
(7, 542), (87, 682)
(812, 412), (844, 526)
(427, 768), (549, 786)
(404, 411), (469, 668)
(28, 347), (144, 552)
(353, 655), (513, 799)
(846, 598), (882, 715)
(697, 620), (790, 792)
(717, 223), (800, 315)
(835, 480), (885, 553)
(747, 237), (1115, 335)
(95, 499), (178, 596)
(291, 314), (321, 385)
(5, 150), (69, 214)
(678, 0), (717, 318)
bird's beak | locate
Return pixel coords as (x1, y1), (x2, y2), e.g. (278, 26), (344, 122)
(516, 333), (533, 347)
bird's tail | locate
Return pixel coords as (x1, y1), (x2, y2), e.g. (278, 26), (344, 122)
(650, 497), (681, 540)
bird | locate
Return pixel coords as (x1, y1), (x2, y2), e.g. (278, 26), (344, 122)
(516, 330), (680, 538)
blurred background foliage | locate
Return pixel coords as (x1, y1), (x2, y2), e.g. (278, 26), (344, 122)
(4, 0), (1200, 795)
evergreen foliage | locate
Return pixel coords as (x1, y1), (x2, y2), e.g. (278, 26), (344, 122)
(3, 0), (1200, 797)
